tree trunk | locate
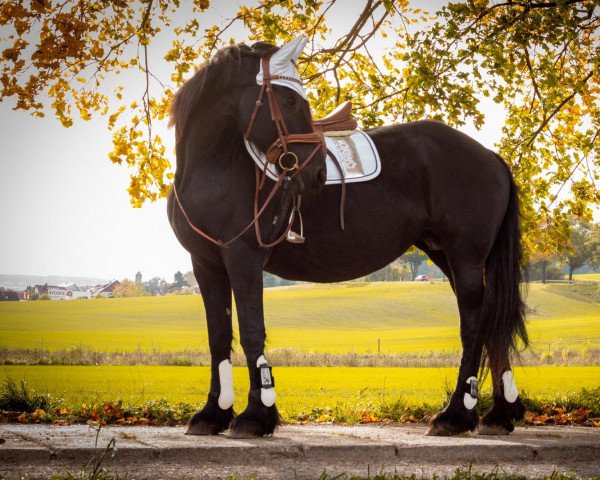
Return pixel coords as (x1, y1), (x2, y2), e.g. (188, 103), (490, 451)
(541, 260), (548, 284)
(569, 266), (574, 281)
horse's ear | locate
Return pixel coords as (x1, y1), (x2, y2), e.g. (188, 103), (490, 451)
(257, 35), (309, 100)
(292, 36), (308, 62)
(271, 35), (305, 67)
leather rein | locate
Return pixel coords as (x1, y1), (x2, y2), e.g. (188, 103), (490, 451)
(172, 55), (326, 249)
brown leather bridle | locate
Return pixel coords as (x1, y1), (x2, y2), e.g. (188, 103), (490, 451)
(172, 55), (326, 249)
(245, 57), (326, 171)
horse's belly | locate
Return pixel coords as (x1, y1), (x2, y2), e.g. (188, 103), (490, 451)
(265, 188), (421, 282)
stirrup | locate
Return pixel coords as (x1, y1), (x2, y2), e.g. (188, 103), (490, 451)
(287, 196), (305, 244)
(287, 230), (305, 244)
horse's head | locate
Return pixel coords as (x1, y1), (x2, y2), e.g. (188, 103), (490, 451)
(237, 36), (327, 196)
(170, 37), (326, 196)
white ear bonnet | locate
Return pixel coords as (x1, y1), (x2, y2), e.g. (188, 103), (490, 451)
(256, 35), (309, 100)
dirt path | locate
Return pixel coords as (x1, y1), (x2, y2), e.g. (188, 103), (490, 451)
(1, 424), (599, 479)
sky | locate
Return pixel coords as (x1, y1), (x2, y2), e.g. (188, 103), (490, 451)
(0, 0), (505, 282)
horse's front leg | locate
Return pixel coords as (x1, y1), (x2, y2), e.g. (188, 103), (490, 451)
(186, 258), (235, 435)
(224, 246), (280, 438)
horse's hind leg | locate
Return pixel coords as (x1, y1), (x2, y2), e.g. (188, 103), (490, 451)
(186, 259), (235, 435)
(427, 264), (483, 435)
(478, 355), (525, 435)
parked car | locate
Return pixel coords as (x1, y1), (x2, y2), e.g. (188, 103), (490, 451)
(414, 275), (429, 282)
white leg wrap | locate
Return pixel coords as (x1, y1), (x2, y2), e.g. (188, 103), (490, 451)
(502, 370), (519, 403)
(463, 376), (478, 410)
(257, 355), (276, 407)
(217, 359), (234, 410)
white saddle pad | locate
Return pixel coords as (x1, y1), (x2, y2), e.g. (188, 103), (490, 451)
(244, 130), (381, 185)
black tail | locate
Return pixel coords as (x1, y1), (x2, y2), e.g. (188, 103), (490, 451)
(480, 155), (528, 370)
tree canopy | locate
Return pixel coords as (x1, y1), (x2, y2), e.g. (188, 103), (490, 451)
(563, 219), (600, 278)
(1, 0), (598, 256)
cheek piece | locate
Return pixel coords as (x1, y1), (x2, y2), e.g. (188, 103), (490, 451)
(463, 376), (478, 410)
(217, 359), (235, 410)
(257, 354), (276, 407)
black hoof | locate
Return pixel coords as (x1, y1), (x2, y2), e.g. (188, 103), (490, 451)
(186, 392), (235, 436)
(426, 406), (479, 436)
(479, 396), (524, 435)
(229, 390), (280, 438)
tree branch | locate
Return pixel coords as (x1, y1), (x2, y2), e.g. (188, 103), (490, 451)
(523, 45), (544, 114)
(526, 70), (594, 147)
(547, 126), (600, 208)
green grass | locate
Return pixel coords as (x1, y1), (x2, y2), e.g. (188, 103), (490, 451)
(0, 282), (598, 357)
(2, 365), (598, 421)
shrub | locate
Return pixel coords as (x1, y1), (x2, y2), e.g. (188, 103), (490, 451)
(0, 378), (57, 412)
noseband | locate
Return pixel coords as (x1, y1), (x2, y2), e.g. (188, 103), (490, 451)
(172, 55), (326, 249)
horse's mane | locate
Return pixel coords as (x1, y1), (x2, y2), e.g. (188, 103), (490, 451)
(169, 42), (278, 141)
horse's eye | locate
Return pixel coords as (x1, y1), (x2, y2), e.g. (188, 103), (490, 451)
(285, 95), (296, 106)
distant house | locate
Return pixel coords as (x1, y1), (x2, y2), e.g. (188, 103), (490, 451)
(57, 283), (82, 291)
(89, 280), (120, 298)
(0, 290), (20, 301)
(30, 283), (91, 300)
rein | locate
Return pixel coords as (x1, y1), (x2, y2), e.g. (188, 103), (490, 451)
(172, 55), (326, 249)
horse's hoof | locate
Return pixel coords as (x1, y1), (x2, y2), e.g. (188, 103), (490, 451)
(426, 422), (459, 436)
(478, 396), (523, 436)
(228, 408), (279, 438)
(479, 410), (516, 435)
(228, 415), (269, 438)
(477, 423), (512, 435)
(228, 391), (280, 438)
(185, 402), (234, 435)
(426, 408), (478, 436)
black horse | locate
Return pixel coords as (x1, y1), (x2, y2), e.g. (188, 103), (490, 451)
(167, 37), (528, 438)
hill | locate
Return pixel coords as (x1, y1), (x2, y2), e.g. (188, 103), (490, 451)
(0, 274), (109, 290)
(0, 282), (597, 362)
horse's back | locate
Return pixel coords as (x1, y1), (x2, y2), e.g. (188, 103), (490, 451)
(369, 119), (507, 190)
(266, 120), (512, 281)
(370, 120), (511, 254)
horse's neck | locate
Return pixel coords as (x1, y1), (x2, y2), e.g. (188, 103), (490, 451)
(174, 114), (288, 243)
(176, 116), (248, 188)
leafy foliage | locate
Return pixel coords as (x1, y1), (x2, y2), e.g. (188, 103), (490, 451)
(172, 270), (188, 289)
(1, 376), (599, 427)
(563, 220), (596, 279)
(0, 378), (56, 412)
(1, 1), (598, 252)
(112, 279), (146, 298)
(405, 1), (600, 252)
(401, 250), (428, 280)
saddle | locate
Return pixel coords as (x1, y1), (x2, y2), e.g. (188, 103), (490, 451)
(313, 101), (357, 231)
(266, 101), (358, 163)
(313, 101), (358, 134)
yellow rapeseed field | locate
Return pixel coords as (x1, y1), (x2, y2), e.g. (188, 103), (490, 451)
(0, 282), (598, 356)
(2, 365), (598, 420)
